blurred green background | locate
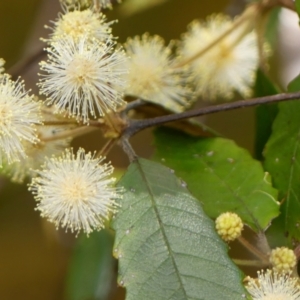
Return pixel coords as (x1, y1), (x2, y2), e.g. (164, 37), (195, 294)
(0, 0), (261, 299)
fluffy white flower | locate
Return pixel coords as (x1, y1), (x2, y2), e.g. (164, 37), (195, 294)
(38, 36), (128, 123)
(124, 34), (192, 112)
(5, 108), (73, 183)
(179, 14), (259, 100)
(46, 7), (115, 42)
(246, 269), (300, 300)
(29, 148), (120, 234)
(60, 0), (122, 10)
(0, 75), (41, 165)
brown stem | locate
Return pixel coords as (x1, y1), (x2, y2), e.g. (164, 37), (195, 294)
(96, 138), (118, 158)
(238, 236), (270, 263)
(42, 119), (104, 127)
(277, 0), (296, 11)
(233, 258), (269, 267)
(124, 91), (300, 138)
(41, 120), (79, 126)
(41, 126), (98, 142)
(121, 138), (137, 162)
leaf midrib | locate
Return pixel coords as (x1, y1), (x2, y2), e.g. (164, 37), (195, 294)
(136, 158), (189, 300)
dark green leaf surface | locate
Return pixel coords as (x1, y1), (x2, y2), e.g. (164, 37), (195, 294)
(264, 75), (300, 241)
(112, 158), (247, 300)
(154, 128), (279, 232)
(254, 69), (278, 159)
(66, 230), (115, 300)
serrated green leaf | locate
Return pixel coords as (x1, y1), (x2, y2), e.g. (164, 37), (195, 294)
(254, 69), (278, 160)
(154, 128), (279, 232)
(112, 158), (247, 300)
(65, 230), (115, 300)
(264, 74), (300, 241)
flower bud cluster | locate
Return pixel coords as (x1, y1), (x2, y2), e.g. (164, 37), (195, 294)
(215, 212), (243, 242)
(270, 247), (297, 274)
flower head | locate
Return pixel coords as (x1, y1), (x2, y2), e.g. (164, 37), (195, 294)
(215, 212), (243, 242)
(270, 247), (297, 274)
(0, 74), (41, 165)
(46, 7), (115, 43)
(38, 36), (128, 123)
(60, 0), (122, 10)
(29, 148), (120, 235)
(179, 14), (259, 100)
(124, 34), (192, 112)
(246, 269), (300, 300)
(5, 108), (73, 183)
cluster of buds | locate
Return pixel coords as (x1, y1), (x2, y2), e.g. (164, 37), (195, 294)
(215, 212), (244, 242)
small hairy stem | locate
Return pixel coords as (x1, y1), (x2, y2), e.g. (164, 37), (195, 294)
(94, 0), (101, 11)
(41, 119), (104, 127)
(41, 126), (98, 142)
(124, 92), (300, 138)
(121, 138), (137, 162)
(96, 138), (117, 158)
(233, 258), (269, 267)
(120, 98), (148, 118)
(237, 236), (269, 263)
(42, 120), (79, 126)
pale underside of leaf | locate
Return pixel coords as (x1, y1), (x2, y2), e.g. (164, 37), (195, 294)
(112, 158), (247, 300)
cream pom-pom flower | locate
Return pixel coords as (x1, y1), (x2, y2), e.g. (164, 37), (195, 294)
(38, 36), (128, 123)
(5, 107), (74, 183)
(124, 34), (192, 112)
(60, 0), (122, 10)
(29, 148), (121, 235)
(246, 269), (300, 300)
(6, 127), (71, 183)
(179, 14), (259, 101)
(46, 7), (115, 43)
(270, 247), (297, 274)
(0, 74), (42, 165)
(215, 212), (243, 242)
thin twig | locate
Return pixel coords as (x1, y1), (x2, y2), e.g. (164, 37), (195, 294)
(41, 120), (79, 126)
(277, 0), (295, 11)
(233, 259), (269, 267)
(96, 138), (118, 158)
(42, 119), (104, 127)
(121, 138), (137, 162)
(41, 126), (98, 142)
(120, 98), (148, 118)
(238, 236), (269, 263)
(124, 92), (300, 138)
